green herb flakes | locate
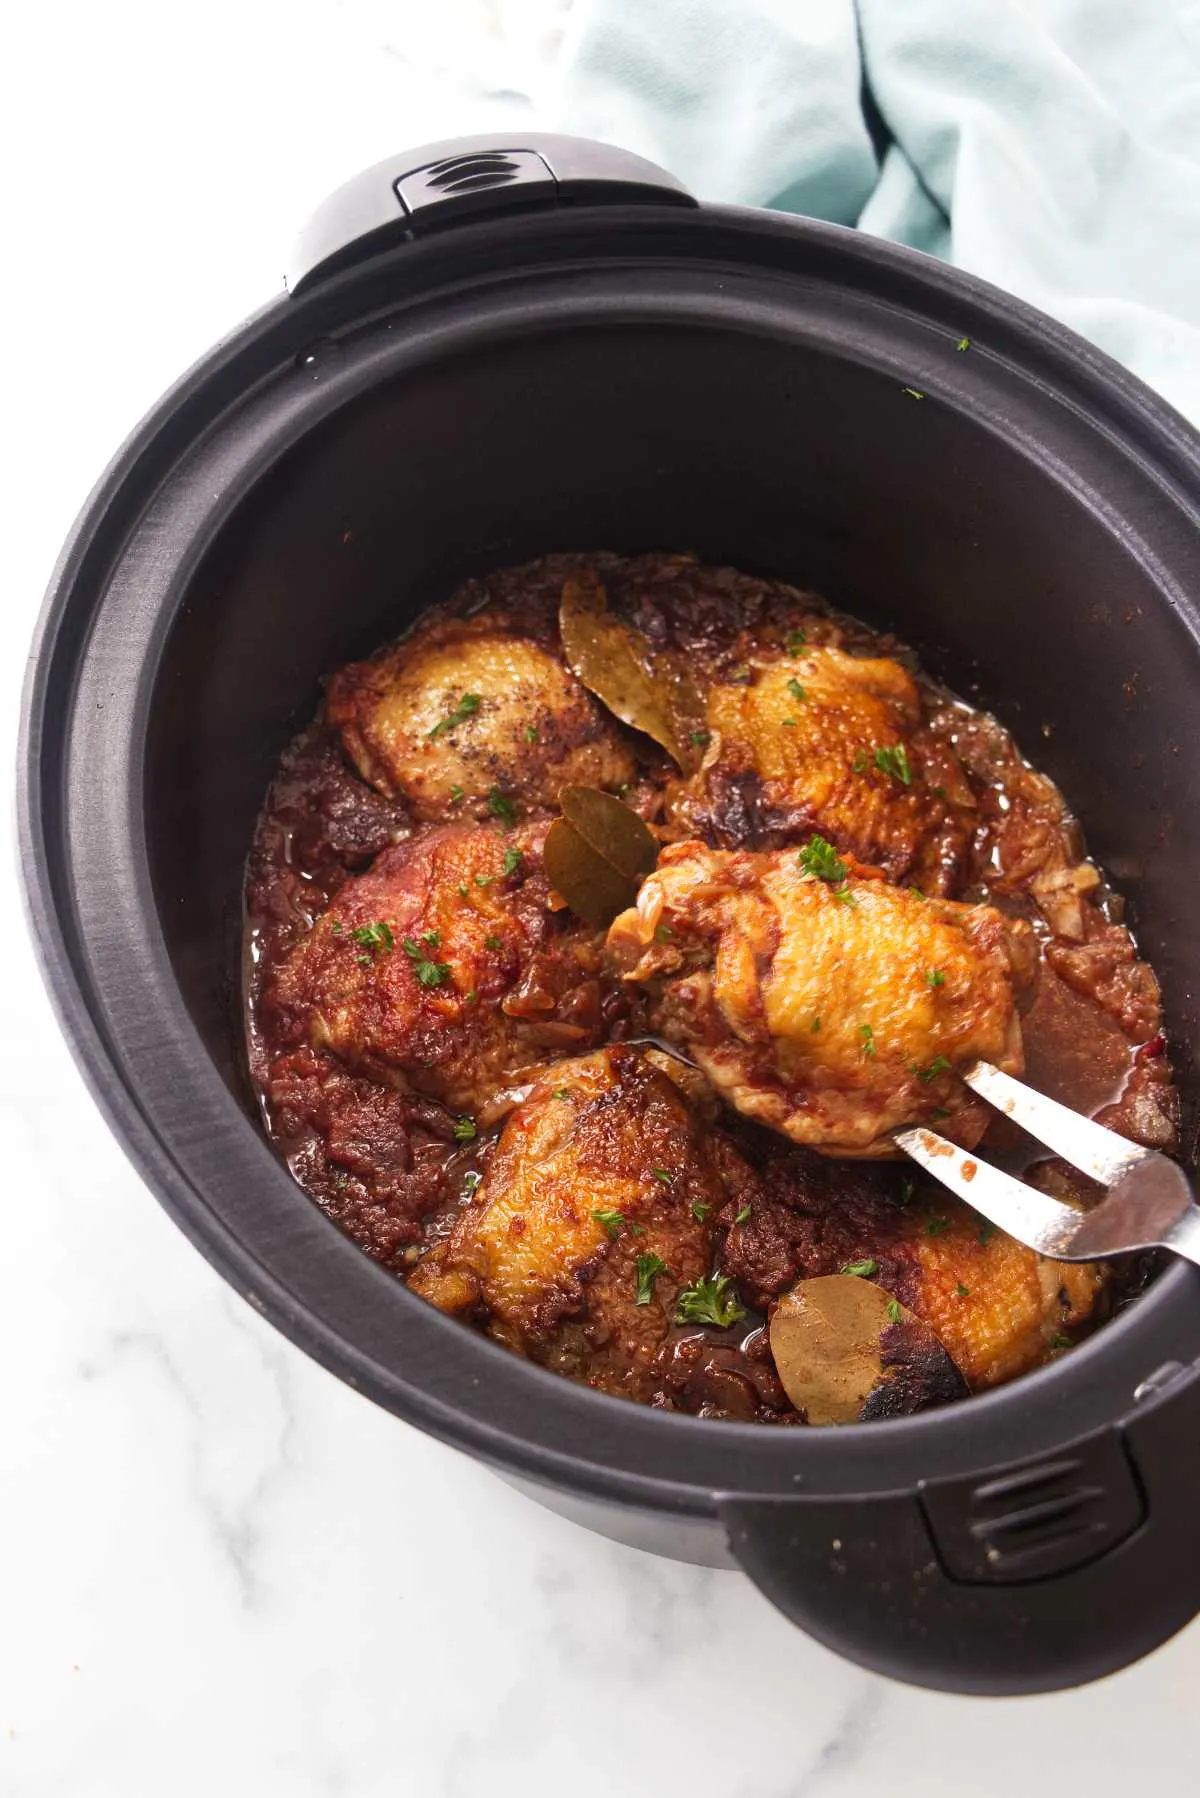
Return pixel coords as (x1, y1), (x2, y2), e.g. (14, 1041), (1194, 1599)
(635, 1253), (668, 1306)
(797, 834), (849, 885)
(873, 744), (912, 786)
(594, 1208), (642, 1239)
(453, 1116), (477, 1143)
(351, 920), (394, 957)
(841, 1258), (879, 1278)
(401, 936), (451, 987)
(675, 1274), (746, 1328)
(488, 787), (516, 827)
(427, 692), (482, 739)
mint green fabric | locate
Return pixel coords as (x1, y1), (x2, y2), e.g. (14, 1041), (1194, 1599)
(551, 0), (1200, 423)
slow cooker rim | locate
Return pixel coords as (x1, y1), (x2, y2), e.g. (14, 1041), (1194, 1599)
(19, 198), (1200, 1515)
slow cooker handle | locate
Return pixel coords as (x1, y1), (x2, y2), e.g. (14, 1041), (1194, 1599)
(288, 133), (696, 294)
(720, 1359), (1200, 1694)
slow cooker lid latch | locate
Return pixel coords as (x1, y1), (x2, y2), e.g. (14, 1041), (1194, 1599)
(287, 131), (697, 294)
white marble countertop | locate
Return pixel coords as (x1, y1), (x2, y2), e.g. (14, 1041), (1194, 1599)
(4, 4), (1198, 1792)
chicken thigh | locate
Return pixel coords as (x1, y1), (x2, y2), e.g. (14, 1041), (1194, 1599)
(607, 839), (1037, 1155)
(326, 605), (636, 820)
(666, 642), (973, 889)
(261, 821), (613, 1114)
(408, 1046), (752, 1399)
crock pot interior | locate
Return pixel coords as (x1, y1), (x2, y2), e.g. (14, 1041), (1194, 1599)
(143, 316), (1200, 1133)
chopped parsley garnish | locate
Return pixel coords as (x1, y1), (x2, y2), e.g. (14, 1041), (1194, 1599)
(786, 677), (807, 703)
(453, 1116), (477, 1143)
(524, 725), (539, 742)
(464, 989), (477, 1003)
(735, 1204), (752, 1225)
(797, 834), (849, 885)
(785, 628), (807, 653)
(902, 386), (925, 399)
(691, 1200), (711, 1223)
(593, 1208), (644, 1239)
(635, 1253), (669, 1306)
(427, 692), (481, 739)
(401, 934), (451, 987)
(873, 744), (912, 786)
(979, 1221), (996, 1245)
(1051, 1332), (1072, 1350)
(689, 729), (711, 748)
(926, 1217), (951, 1237)
(926, 968), (946, 987)
(956, 1282), (970, 1297)
(957, 336), (971, 352)
(841, 1258), (879, 1278)
(458, 883), (469, 898)
(483, 934), (502, 951)
(474, 874), (494, 889)
(675, 1273), (746, 1328)
(782, 719), (798, 727)
(488, 787), (516, 827)
(859, 1023), (876, 1059)
(461, 1170), (482, 1195)
(852, 751), (869, 774)
(651, 1168), (672, 1185)
(909, 885), (927, 901)
(449, 784), (465, 803)
(728, 665), (752, 684)
(331, 922), (343, 935)
(887, 1298), (904, 1322)
(350, 920), (394, 957)
(918, 1055), (951, 1083)
(654, 924), (673, 942)
(501, 847), (523, 877)
(553, 1088), (570, 1100)
(811, 1016), (822, 1032)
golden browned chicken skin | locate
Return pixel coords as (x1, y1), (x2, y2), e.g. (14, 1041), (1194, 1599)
(607, 840), (1037, 1155)
(409, 1046), (752, 1400)
(665, 639), (975, 890)
(718, 1160), (1104, 1391)
(261, 820), (613, 1114)
(326, 605), (636, 819)
(246, 551), (1172, 1423)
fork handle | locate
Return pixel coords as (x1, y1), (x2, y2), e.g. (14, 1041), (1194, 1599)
(1164, 1205), (1200, 1267)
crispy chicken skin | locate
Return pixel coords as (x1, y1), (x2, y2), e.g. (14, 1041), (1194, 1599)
(261, 822), (610, 1113)
(718, 1158), (1103, 1391)
(666, 643), (974, 889)
(607, 841), (1037, 1155)
(325, 607), (636, 819)
(408, 1047), (745, 1397)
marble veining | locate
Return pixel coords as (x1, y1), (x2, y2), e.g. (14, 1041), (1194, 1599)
(3, 2), (1199, 1793)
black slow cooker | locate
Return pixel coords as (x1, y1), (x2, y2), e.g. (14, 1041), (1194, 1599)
(20, 134), (1200, 1695)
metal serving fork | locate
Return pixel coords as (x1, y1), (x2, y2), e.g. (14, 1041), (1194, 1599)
(896, 1062), (1200, 1267)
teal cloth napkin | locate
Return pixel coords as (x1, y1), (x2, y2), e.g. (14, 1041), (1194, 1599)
(550, 0), (1200, 424)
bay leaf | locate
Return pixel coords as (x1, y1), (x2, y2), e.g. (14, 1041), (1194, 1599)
(543, 817), (641, 927)
(770, 1275), (964, 1425)
(559, 784), (657, 883)
(560, 575), (706, 771)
